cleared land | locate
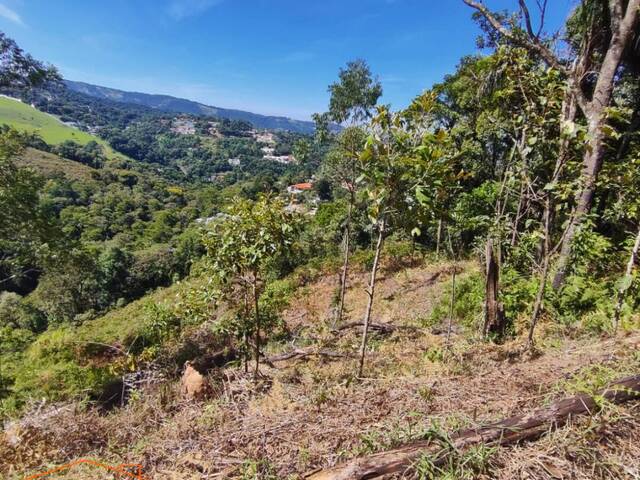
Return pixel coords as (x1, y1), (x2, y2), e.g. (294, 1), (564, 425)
(2, 258), (639, 479)
(16, 147), (96, 181)
(0, 96), (119, 158)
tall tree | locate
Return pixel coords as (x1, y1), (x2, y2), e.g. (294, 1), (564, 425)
(319, 60), (382, 325)
(328, 59), (383, 125)
(462, 0), (640, 289)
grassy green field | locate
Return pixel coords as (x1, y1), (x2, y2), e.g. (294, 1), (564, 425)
(0, 96), (120, 158)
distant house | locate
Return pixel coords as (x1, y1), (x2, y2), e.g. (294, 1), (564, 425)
(287, 182), (313, 194)
(264, 154), (296, 164)
(171, 117), (196, 135)
(228, 158), (241, 167)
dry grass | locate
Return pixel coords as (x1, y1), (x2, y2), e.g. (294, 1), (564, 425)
(2, 259), (639, 479)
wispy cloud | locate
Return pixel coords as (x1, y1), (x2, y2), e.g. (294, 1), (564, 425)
(166, 0), (222, 20)
(0, 3), (23, 26)
(279, 51), (315, 63)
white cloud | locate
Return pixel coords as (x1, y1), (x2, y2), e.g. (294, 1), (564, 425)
(0, 3), (23, 26)
(166, 0), (222, 20)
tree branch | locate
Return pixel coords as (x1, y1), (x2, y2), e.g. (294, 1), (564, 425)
(534, 0), (548, 38)
(463, 0), (566, 74)
(518, 0), (536, 39)
(462, 0), (589, 113)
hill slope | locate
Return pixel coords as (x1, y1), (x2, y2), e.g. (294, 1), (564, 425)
(0, 96), (120, 158)
(16, 147), (96, 181)
(2, 259), (639, 479)
(65, 80), (317, 134)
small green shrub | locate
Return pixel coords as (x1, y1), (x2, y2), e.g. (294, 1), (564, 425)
(429, 272), (483, 332)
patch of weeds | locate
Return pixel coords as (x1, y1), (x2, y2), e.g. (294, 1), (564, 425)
(424, 347), (444, 363)
(311, 383), (331, 406)
(353, 416), (429, 456)
(414, 422), (496, 480)
(441, 414), (472, 432)
(554, 356), (640, 400)
(428, 272), (483, 333)
(197, 401), (222, 428)
(297, 447), (311, 470)
(443, 352), (473, 376)
(417, 385), (437, 403)
(240, 458), (279, 480)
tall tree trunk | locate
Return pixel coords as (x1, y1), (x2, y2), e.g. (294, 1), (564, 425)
(483, 238), (505, 339)
(552, 120), (607, 288)
(528, 195), (552, 347)
(357, 218), (385, 378)
(335, 193), (354, 327)
(613, 225), (640, 332)
(252, 276), (260, 382)
(436, 218), (442, 257)
(553, 0), (640, 288)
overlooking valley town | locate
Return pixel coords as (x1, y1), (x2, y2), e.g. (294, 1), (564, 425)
(1, 0), (640, 478)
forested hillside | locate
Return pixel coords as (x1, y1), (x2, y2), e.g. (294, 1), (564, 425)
(65, 80), (317, 133)
(1, 1), (640, 478)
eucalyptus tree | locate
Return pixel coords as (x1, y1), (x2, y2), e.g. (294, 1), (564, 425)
(202, 196), (299, 380)
(316, 60), (383, 326)
(462, 0), (640, 289)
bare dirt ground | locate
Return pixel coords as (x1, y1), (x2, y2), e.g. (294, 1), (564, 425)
(3, 260), (639, 479)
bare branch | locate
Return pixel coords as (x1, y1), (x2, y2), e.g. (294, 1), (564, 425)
(462, 0), (567, 75)
(518, 0), (536, 39)
(462, 0), (590, 113)
(535, 0), (548, 38)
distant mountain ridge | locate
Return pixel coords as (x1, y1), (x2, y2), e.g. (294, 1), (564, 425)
(65, 80), (316, 134)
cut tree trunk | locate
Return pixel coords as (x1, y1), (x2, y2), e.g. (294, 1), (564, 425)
(357, 218), (385, 378)
(613, 225), (640, 331)
(305, 374), (640, 480)
(483, 238), (505, 338)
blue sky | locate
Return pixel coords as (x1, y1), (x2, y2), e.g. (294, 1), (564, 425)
(0, 0), (576, 120)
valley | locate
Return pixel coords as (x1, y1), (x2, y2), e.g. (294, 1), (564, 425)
(1, 1), (640, 479)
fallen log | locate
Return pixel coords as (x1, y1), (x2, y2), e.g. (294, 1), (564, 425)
(333, 322), (418, 335)
(268, 347), (354, 363)
(381, 266), (463, 301)
(305, 374), (640, 480)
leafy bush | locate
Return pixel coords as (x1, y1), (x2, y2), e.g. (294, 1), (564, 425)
(429, 272), (483, 332)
